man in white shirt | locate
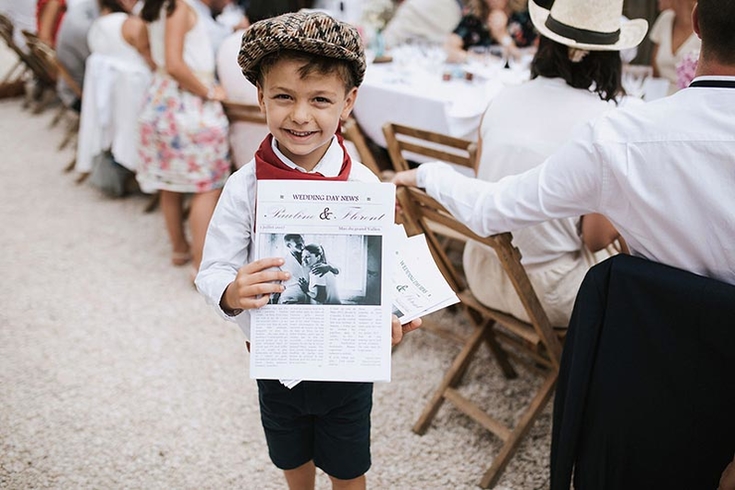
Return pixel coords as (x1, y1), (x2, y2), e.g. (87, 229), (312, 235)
(393, 0), (735, 286)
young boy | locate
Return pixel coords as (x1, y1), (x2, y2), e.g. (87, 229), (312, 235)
(195, 12), (420, 490)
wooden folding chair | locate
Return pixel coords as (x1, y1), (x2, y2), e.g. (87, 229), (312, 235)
(341, 116), (384, 179)
(19, 29), (63, 112)
(221, 100), (266, 125)
(396, 185), (564, 488)
(383, 121), (477, 254)
(22, 30), (86, 165)
(0, 15), (33, 94)
(382, 122), (478, 173)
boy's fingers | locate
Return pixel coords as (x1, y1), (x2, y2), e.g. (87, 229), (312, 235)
(404, 317), (422, 333)
(243, 256), (285, 273)
(236, 281), (284, 299)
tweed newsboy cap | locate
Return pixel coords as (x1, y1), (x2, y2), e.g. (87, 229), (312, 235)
(238, 11), (366, 87)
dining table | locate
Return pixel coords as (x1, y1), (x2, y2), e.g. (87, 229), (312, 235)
(352, 45), (670, 155)
(352, 45), (534, 149)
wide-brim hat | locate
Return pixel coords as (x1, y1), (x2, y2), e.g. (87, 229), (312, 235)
(529, 0), (648, 52)
(238, 11), (366, 87)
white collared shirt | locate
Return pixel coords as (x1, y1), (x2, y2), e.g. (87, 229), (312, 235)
(195, 136), (378, 339)
(417, 76), (735, 285)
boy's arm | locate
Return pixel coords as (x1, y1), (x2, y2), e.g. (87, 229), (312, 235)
(221, 257), (290, 314)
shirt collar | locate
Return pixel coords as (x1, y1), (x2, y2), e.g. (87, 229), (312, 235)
(271, 136), (343, 176)
(691, 75), (735, 84)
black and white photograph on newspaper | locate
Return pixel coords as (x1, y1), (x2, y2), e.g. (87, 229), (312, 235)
(258, 233), (383, 306)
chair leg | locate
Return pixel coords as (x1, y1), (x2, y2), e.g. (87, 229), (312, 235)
(463, 308), (517, 380)
(482, 327), (518, 379)
(413, 322), (488, 435)
(58, 116), (79, 150)
(143, 192), (160, 213)
(49, 103), (65, 128)
(478, 371), (558, 489)
(63, 155), (76, 173)
(32, 88), (55, 114)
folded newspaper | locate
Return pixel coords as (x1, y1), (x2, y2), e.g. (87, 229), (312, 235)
(391, 226), (459, 325)
(250, 180), (458, 386)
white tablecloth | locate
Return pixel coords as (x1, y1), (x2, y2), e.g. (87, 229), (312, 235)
(353, 54), (530, 147)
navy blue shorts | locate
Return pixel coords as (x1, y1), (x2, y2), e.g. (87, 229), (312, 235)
(257, 379), (373, 480)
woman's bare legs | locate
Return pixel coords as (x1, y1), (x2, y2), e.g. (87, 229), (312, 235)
(160, 190), (190, 265)
(188, 188), (222, 270)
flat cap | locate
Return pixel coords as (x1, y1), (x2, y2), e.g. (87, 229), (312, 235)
(238, 11), (366, 87)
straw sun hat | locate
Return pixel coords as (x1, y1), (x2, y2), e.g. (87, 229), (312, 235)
(529, 0), (648, 52)
(238, 11), (366, 87)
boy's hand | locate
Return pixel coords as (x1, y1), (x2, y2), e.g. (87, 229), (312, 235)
(391, 315), (422, 346)
(222, 257), (289, 313)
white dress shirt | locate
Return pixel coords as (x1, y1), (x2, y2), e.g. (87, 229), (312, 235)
(417, 76), (735, 286)
(195, 136), (379, 339)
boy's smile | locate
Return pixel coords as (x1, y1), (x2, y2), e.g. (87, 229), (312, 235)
(257, 59), (358, 172)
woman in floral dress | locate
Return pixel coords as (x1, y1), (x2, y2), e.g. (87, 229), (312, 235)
(138, 0), (230, 276)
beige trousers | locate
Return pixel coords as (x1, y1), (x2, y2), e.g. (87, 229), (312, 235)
(463, 241), (591, 327)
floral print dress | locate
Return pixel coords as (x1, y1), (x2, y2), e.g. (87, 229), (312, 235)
(137, 0), (230, 194)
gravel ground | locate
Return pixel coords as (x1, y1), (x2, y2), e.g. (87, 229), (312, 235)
(0, 47), (551, 490)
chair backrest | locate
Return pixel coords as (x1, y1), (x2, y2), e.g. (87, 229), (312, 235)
(382, 122), (477, 173)
(221, 100), (267, 125)
(0, 16), (46, 83)
(341, 116), (383, 178)
(397, 185), (562, 366)
(22, 29), (82, 97)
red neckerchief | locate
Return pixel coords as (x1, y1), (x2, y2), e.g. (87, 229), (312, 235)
(254, 131), (352, 181)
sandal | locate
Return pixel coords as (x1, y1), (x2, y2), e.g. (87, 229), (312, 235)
(171, 251), (191, 267)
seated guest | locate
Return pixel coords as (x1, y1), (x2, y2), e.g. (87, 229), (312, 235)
(649, 0), (700, 94)
(444, 0), (537, 63)
(455, 3), (645, 326)
(394, 0), (735, 290)
(36, 0), (66, 47)
(382, 0), (463, 48)
(88, 0), (153, 69)
(55, 0), (98, 111)
(76, 0), (153, 177)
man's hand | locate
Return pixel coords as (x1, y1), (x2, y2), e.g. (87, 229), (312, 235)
(221, 257), (289, 313)
(391, 315), (422, 346)
(311, 263), (339, 277)
(392, 169), (419, 187)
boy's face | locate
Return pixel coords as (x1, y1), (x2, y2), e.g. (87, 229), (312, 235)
(258, 58), (358, 172)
